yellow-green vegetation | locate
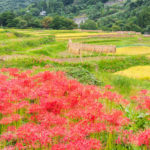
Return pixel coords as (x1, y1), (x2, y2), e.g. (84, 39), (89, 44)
(116, 46), (150, 55)
(115, 66), (150, 80)
(147, 55), (150, 58)
(55, 32), (116, 39)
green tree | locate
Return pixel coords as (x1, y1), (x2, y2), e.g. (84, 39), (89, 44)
(124, 22), (142, 32)
(80, 20), (98, 30)
(51, 16), (77, 30)
(30, 18), (42, 28)
(15, 17), (28, 29)
(111, 24), (121, 31)
(62, 0), (74, 5)
(0, 11), (16, 26)
(137, 7), (150, 28)
(144, 25), (150, 33)
(30, 8), (40, 16)
(41, 16), (53, 29)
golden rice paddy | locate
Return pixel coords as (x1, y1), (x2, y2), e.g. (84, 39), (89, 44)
(116, 46), (150, 55)
(147, 55), (150, 58)
(55, 32), (115, 38)
(115, 66), (150, 80)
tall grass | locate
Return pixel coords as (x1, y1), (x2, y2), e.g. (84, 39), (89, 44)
(96, 56), (150, 72)
(27, 41), (67, 57)
(0, 30), (32, 40)
(0, 35), (55, 55)
(76, 36), (150, 47)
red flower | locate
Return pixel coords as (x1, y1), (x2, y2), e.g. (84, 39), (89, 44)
(137, 129), (150, 147)
(45, 101), (63, 115)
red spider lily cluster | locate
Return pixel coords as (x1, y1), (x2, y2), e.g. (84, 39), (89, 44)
(0, 68), (149, 149)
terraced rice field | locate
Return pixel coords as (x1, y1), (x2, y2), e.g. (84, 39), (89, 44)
(116, 46), (150, 55)
(115, 66), (150, 80)
(147, 55), (150, 58)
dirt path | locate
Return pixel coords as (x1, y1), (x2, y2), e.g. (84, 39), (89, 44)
(0, 54), (124, 63)
(0, 37), (39, 43)
(52, 56), (123, 63)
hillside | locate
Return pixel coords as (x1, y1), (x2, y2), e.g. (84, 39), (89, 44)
(0, 0), (149, 33)
(0, 0), (149, 20)
(97, 0), (150, 31)
(0, 0), (124, 15)
(0, 0), (35, 12)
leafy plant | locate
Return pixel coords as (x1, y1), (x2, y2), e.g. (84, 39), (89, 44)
(66, 66), (102, 85)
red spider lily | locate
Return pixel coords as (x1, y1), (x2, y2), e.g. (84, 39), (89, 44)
(0, 68), (149, 149)
(16, 123), (52, 148)
(131, 90), (150, 111)
(140, 89), (148, 95)
(137, 129), (150, 147)
(0, 74), (8, 83)
(52, 138), (101, 150)
(144, 98), (150, 110)
(2, 146), (15, 150)
(116, 130), (135, 145)
(1, 68), (19, 74)
(0, 114), (21, 125)
(105, 85), (112, 90)
(45, 101), (63, 115)
(104, 110), (130, 126)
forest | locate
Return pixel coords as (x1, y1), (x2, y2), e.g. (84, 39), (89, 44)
(0, 0), (150, 32)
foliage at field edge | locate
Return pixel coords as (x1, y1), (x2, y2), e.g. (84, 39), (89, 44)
(0, 68), (150, 149)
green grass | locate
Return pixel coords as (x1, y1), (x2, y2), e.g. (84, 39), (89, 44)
(0, 30), (32, 40)
(96, 72), (150, 96)
(0, 57), (49, 69)
(96, 56), (150, 72)
(26, 41), (67, 57)
(2, 55), (148, 73)
(75, 36), (150, 47)
(0, 35), (55, 55)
